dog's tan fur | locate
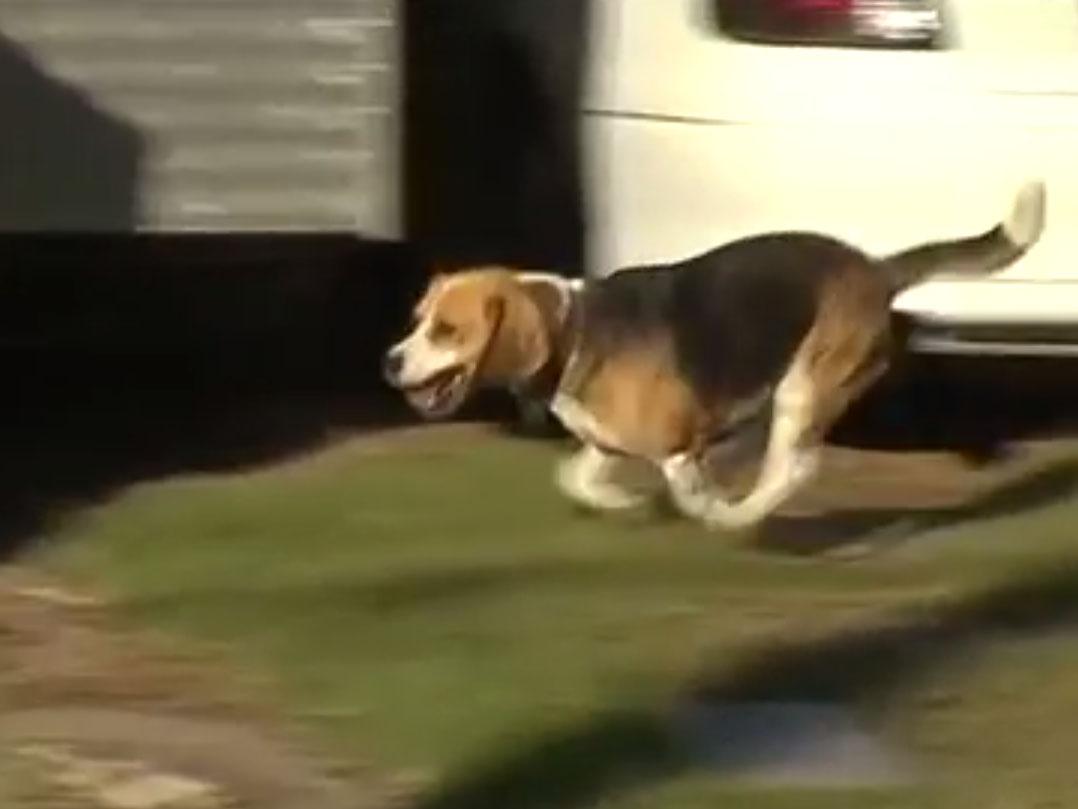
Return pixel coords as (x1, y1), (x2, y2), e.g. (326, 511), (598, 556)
(791, 261), (894, 443)
(559, 337), (703, 459)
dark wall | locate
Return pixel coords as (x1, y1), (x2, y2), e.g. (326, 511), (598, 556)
(0, 235), (425, 393)
(405, 0), (590, 275)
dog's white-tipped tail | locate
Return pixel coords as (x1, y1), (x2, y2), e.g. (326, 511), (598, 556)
(885, 179), (1048, 292)
(1003, 179), (1046, 249)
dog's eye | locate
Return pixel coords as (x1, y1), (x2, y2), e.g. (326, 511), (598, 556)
(429, 319), (457, 341)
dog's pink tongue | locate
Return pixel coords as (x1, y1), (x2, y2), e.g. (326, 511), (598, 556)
(405, 386), (439, 415)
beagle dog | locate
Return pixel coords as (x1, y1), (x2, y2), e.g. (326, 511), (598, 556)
(385, 181), (1045, 529)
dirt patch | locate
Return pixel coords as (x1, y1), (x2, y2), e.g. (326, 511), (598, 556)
(0, 569), (393, 809)
(1, 708), (359, 809)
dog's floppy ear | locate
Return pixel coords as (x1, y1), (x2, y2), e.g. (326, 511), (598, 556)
(479, 279), (554, 383)
(426, 266), (447, 292)
(517, 275), (573, 332)
(426, 261), (458, 289)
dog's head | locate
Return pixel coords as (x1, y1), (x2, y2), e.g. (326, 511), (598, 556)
(384, 268), (575, 419)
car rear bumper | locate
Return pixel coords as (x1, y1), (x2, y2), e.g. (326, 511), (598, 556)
(896, 279), (1078, 355)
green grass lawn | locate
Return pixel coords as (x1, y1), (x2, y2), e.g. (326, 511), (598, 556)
(32, 426), (1078, 808)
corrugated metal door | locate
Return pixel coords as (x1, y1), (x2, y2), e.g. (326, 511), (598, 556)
(0, 0), (398, 235)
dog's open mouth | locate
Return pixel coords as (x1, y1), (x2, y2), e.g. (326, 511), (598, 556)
(402, 365), (470, 418)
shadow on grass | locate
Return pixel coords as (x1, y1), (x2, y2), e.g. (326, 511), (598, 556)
(124, 559), (591, 619)
(0, 384), (419, 562)
(125, 554), (739, 623)
(119, 452), (1078, 623)
(0, 235), (441, 562)
(417, 711), (678, 809)
(412, 562), (1078, 809)
(758, 456), (1078, 556)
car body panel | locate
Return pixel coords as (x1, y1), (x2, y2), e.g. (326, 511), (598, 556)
(583, 0), (1078, 336)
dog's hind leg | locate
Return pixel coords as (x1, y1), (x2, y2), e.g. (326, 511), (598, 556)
(705, 362), (821, 528)
(675, 268), (894, 530)
(663, 349), (888, 530)
(661, 364), (818, 530)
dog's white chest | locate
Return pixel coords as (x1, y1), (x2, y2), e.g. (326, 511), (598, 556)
(550, 393), (621, 450)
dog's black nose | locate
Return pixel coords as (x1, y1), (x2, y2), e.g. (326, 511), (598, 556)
(383, 350), (403, 384)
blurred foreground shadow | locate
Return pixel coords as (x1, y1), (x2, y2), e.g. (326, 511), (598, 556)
(415, 562), (1078, 809)
(693, 563), (1078, 705)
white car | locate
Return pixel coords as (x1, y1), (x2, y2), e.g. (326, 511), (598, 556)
(584, 0), (1078, 355)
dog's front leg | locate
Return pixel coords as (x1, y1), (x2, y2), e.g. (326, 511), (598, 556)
(556, 444), (661, 511)
(511, 390), (555, 434)
(665, 366), (821, 530)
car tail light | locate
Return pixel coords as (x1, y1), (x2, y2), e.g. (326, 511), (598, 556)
(716, 0), (944, 49)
